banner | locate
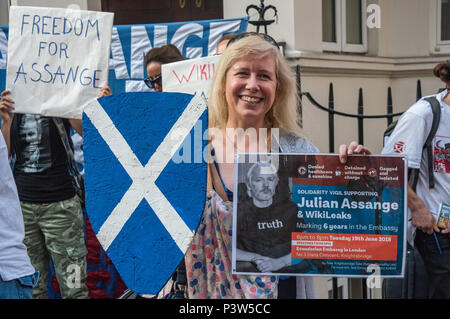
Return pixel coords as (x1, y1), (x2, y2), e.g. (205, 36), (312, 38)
(162, 54), (220, 96)
(0, 26), (9, 96)
(6, 6), (114, 119)
(232, 153), (407, 278)
(0, 16), (248, 109)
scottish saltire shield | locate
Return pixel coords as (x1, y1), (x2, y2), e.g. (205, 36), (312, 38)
(82, 92), (208, 295)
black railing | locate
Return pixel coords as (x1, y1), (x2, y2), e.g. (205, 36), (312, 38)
(299, 82), (419, 146)
(246, 0), (278, 34)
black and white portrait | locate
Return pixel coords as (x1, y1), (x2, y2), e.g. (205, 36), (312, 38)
(235, 160), (297, 274)
(17, 114), (51, 173)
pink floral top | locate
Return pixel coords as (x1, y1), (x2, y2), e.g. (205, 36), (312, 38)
(184, 190), (278, 298)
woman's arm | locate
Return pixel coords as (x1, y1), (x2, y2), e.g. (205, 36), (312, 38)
(67, 86), (113, 137)
(68, 119), (83, 136)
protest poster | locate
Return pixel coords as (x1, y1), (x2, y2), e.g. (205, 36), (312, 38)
(232, 153), (407, 278)
(6, 6), (113, 119)
(162, 54), (220, 96)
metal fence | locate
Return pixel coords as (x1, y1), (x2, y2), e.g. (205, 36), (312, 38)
(296, 66), (423, 150)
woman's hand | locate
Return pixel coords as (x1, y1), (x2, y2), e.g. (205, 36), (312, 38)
(98, 86), (112, 98)
(0, 90), (15, 123)
(338, 141), (371, 164)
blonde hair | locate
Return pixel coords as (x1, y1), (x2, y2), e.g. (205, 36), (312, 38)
(208, 35), (302, 135)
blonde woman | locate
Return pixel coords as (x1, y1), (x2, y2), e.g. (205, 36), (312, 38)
(161, 34), (370, 299)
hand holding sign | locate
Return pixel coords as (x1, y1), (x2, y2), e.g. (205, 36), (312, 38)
(6, 6), (113, 119)
(0, 90), (14, 123)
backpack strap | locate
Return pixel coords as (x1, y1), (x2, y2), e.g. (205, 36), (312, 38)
(422, 97), (441, 189)
(206, 143), (229, 202)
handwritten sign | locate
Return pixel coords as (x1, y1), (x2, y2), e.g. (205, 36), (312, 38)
(162, 54), (220, 96)
(6, 6), (113, 119)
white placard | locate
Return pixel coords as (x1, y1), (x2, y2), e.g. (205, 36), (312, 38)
(6, 6), (114, 119)
(162, 54), (220, 97)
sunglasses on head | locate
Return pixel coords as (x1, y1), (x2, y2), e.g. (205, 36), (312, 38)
(144, 74), (162, 89)
(226, 32), (280, 49)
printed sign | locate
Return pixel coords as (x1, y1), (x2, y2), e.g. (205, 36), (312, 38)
(82, 92), (208, 295)
(162, 54), (220, 96)
(232, 153), (407, 278)
(437, 203), (450, 229)
(5, 6), (113, 119)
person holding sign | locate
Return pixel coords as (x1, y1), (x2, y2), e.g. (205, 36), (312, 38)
(144, 44), (184, 92)
(175, 33), (371, 299)
(98, 44), (184, 98)
(215, 33), (238, 55)
(382, 60), (450, 299)
(0, 91), (88, 299)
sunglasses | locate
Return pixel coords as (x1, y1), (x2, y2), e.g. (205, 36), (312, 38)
(144, 74), (162, 89)
(226, 32), (280, 49)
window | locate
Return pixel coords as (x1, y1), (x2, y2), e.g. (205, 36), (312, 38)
(437, 0), (450, 43)
(322, 0), (367, 53)
(327, 278), (349, 299)
(433, 0), (450, 53)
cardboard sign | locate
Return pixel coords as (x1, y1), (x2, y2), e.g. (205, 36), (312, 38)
(232, 153), (407, 278)
(162, 54), (220, 96)
(82, 92), (208, 295)
(6, 6), (113, 119)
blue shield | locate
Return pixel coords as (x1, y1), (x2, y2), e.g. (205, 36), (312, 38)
(82, 92), (208, 295)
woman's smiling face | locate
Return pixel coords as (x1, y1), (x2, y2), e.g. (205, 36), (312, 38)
(224, 53), (277, 128)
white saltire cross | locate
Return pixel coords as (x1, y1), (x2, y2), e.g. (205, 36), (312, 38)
(83, 93), (207, 253)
